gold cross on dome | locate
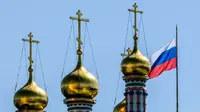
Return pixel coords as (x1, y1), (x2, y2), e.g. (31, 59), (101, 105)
(128, 3), (143, 39)
(76, 10), (82, 18)
(70, 10), (89, 53)
(22, 32), (40, 67)
(121, 47), (132, 57)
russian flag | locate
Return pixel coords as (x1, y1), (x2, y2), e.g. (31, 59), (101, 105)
(148, 38), (177, 79)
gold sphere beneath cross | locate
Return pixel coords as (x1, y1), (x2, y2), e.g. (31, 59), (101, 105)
(77, 49), (83, 55)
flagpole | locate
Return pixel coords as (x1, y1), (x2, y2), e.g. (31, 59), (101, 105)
(176, 25), (179, 112)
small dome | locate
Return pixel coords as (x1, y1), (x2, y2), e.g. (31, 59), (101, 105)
(113, 98), (126, 112)
(61, 58), (99, 103)
(121, 44), (151, 80)
(14, 79), (48, 110)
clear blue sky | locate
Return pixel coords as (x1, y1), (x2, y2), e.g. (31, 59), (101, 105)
(0, 0), (198, 112)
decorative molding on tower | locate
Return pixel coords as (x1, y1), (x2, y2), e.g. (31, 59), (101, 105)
(124, 80), (147, 112)
(64, 98), (95, 112)
(67, 103), (93, 112)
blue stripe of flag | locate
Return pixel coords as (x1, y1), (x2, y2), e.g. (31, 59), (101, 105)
(152, 47), (177, 68)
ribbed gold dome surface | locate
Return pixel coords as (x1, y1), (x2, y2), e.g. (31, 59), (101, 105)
(14, 77), (48, 110)
(61, 56), (99, 103)
(121, 42), (151, 80)
(113, 98), (126, 112)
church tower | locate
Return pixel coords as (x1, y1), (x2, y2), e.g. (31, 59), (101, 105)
(13, 33), (48, 112)
(114, 3), (151, 112)
(61, 10), (99, 112)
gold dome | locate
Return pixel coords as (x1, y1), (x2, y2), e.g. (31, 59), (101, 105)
(14, 73), (48, 110)
(121, 39), (151, 80)
(113, 98), (126, 112)
(61, 56), (99, 103)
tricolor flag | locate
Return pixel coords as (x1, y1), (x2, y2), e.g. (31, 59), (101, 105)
(148, 38), (177, 79)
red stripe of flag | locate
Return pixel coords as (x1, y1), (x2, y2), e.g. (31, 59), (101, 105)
(149, 58), (176, 79)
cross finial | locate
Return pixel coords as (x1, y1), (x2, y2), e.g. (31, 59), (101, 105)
(128, 3), (143, 40)
(22, 32), (40, 82)
(126, 47), (132, 55)
(76, 10), (83, 19)
(133, 3), (138, 9)
(70, 10), (89, 55)
(22, 32), (40, 73)
(128, 3), (143, 51)
(28, 32), (33, 39)
(121, 47), (132, 57)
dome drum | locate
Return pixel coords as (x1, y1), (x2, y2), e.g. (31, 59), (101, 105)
(122, 75), (149, 82)
(67, 103), (93, 111)
(16, 109), (46, 112)
(64, 97), (96, 104)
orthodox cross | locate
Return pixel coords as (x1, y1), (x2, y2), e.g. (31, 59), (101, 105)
(128, 3), (143, 40)
(22, 32), (39, 72)
(70, 10), (89, 55)
(121, 47), (132, 57)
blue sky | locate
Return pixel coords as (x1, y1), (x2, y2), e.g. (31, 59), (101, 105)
(0, 0), (198, 112)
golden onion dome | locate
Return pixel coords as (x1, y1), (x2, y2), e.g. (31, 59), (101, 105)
(61, 55), (99, 103)
(113, 98), (126, 112)
(14, 71), (48, 110)
(121, 37), (151, 80)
